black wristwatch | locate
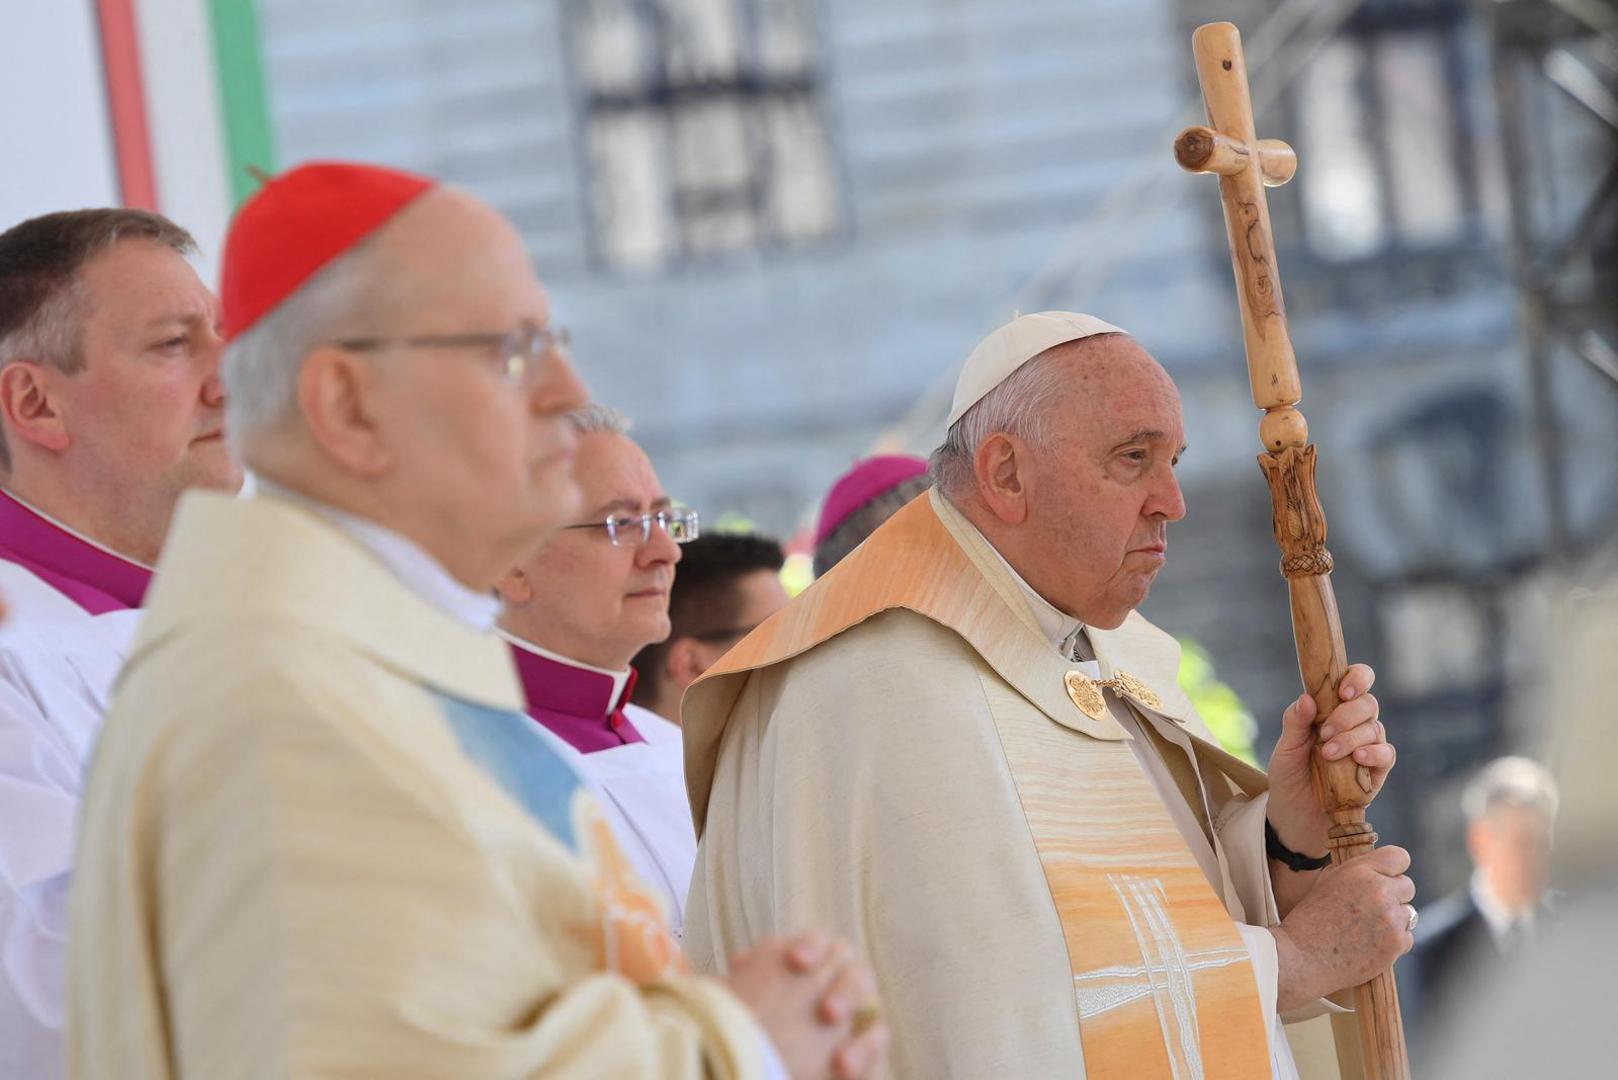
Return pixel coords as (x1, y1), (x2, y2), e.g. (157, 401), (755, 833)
(1265, 819), (1332, 872)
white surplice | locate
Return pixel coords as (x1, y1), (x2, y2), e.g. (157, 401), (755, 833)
(529, 703), (696, 940)
(0, 563), (140, 1079)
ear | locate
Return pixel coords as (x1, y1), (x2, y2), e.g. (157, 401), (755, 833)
(297, 346), (391, 476)
(493, 565), (533, 605)
(666, 636), (711, 692)
(0, 362), (72, 456)
(973, 432), (1031, 524)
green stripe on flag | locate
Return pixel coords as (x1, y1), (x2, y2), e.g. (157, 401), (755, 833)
(209, 0), (276, 205)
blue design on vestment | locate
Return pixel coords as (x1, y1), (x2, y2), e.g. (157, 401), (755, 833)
(432, 692), (584, 850)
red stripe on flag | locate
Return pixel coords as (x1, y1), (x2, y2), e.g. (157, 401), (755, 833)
(95, 0), (158, 210)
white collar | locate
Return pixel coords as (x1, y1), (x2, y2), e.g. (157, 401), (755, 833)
(256, 480), (501, 632)
(1470, 870), (1536, 941)
(948, 500), (1087, 659)
(501, 631), (633, 707)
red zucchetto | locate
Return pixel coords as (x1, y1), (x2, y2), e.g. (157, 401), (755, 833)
(220, 161), (435, 341)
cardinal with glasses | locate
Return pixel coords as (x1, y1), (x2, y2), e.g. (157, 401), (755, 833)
(495, 402), (703, 936)
(66, 162), (888, 1080)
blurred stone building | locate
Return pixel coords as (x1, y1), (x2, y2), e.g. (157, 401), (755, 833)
(255, 0), (1615, 894)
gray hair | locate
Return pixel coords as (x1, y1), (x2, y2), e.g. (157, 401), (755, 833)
(813, 472), (932, 577)
(565, 403), (632, 436)
(1462, 756), (1559, 824)
(0, 279), (83, 377)
(223, 241), (393, 446)
(928, 345), (1077, 497)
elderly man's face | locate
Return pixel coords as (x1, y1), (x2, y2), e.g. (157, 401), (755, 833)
(1020, 336), (1187, 628)
(364, 190), (587, 585)
(500, 431), (681, 670)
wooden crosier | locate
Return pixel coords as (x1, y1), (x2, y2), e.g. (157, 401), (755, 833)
(1173, 21), (1410, 1080)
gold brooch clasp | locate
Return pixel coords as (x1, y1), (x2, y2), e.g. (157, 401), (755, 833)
(1063, 669), (1163, 720)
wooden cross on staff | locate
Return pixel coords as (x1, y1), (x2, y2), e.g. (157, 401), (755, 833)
(1173, 21), (1411, 1080)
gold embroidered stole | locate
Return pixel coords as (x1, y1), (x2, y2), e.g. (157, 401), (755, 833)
(688, 492), (1273, 1077)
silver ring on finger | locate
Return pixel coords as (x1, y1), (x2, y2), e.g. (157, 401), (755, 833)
(1405, 905), (1419, 933)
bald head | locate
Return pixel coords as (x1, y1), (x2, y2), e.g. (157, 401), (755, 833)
(937, 334), (1188, 628)
(355, 187), (535, 333)
(224, 187), (527, 449)
(223, 181), (588, 590)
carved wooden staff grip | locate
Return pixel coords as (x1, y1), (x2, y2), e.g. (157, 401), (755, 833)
(1175, 21), (1409, 1080)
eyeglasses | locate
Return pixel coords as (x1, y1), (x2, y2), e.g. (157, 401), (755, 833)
(333, 321), (570, 387)
(563, 508), (700, 548)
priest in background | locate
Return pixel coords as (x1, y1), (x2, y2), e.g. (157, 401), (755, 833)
(496, 403), (700, 936)
(632, 530), (788, 726)
(0, 208), (241, 1079)
(68, 162), (885, 1080)
(684, 312), (1413, 1079)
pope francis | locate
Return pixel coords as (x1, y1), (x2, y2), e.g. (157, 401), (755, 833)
(683, 313), (1417, 1079)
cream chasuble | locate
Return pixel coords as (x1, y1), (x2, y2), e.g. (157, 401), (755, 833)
(67, 492), (767, 1079)
(988, 533), (1321, 1080)
(684, 490), (1339, 1079)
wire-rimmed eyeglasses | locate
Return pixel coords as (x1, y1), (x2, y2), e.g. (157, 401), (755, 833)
(332, 321), (570, 387)
(563, 508), (700, 548)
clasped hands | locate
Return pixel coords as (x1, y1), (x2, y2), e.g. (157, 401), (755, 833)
(724, 930), (888, 1079)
